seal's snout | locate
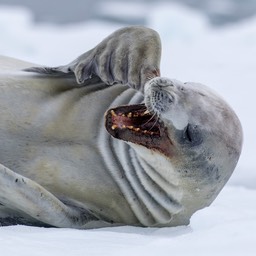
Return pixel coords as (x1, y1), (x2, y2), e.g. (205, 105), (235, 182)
(149, 89), (173, 113)
(145, 77), (175, 115)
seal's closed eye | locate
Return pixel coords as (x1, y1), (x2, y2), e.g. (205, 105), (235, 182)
(182, 124), (203, 146)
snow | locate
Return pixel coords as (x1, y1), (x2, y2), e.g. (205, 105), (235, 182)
(0, 3), (255, 255)
(1, 187), (256, 256)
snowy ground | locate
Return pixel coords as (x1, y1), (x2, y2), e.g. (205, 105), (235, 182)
(0, 3), (255, 256)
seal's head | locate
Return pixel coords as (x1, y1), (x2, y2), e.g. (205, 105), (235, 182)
(105, 77), (243, 222)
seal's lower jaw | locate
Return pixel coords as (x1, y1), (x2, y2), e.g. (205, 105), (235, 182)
(105, 104), (174, 157)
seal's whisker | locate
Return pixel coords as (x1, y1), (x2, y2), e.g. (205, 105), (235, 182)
(141, 110), (160, 132)
(142, 114), (155, 127)
(148, 113), (160, 131)
(141, 106), (156, 127)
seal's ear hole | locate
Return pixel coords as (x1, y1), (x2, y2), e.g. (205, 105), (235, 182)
(182, 123), (203, 146)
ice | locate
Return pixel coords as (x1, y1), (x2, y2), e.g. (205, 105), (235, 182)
(0, 3), (255, 255)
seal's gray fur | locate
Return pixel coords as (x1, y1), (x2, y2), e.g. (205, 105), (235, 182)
(0, 26), (242, 228)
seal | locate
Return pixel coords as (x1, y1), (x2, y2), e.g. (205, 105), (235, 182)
(0, 26), (242, 228)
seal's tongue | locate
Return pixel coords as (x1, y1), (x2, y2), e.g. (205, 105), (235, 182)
(105, 104), (173, 157)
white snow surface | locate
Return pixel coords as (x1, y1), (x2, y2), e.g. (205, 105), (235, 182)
(0, 3), (255, 255)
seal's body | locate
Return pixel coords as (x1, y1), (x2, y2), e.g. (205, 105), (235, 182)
(0, 57), (145, 227)
(0, 27), (242, 228)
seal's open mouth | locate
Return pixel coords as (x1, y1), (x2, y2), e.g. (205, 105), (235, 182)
(105, 104), (174, 157)
(107, 104), (160, 135)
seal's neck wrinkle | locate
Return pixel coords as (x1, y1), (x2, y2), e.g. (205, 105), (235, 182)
(103, 139), (183, 226)
(129, 148), (183, 218)
(131, 149), (183, 204)
(114, 141), (160, 226)
(100, 120), (158, 226)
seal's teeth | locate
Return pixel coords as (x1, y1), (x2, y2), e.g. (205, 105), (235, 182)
(127, 126), (134, 129)
(127, 112), (132, 118)
(111, 125), (118, 130)
(122, 125), (126, 128)
(135, 128), (140, 131)
(121, 114), (125, 117)
(111, 110), (117, 117)
(143, 110), (150, 115)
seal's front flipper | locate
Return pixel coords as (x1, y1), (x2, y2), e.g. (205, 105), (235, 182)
(0, 164), (95, 228)
(24, 26), (161, 93)
(24, 49), (92, 77)
(23, 48), (102, 87)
